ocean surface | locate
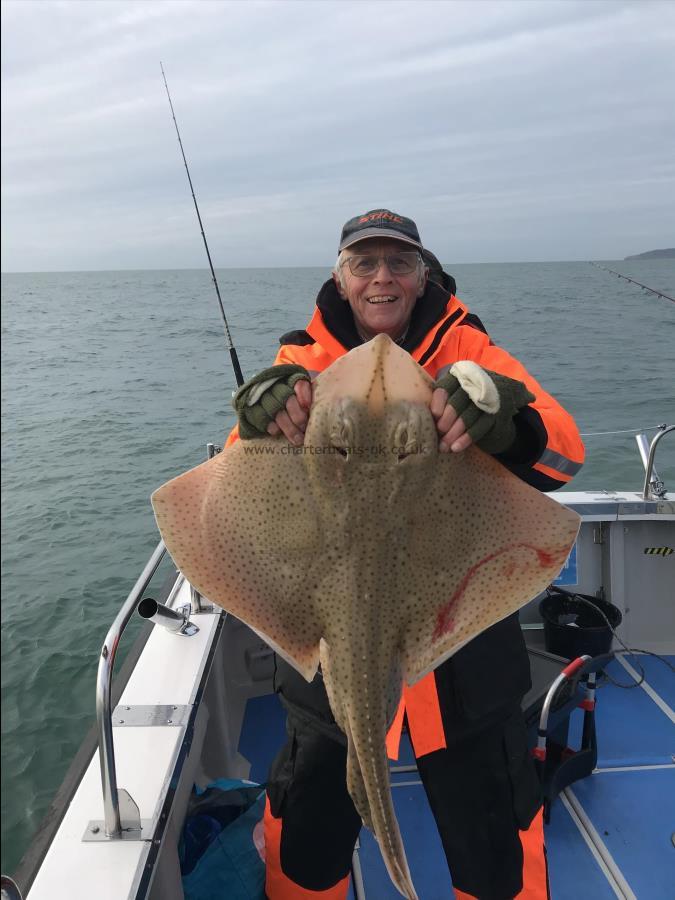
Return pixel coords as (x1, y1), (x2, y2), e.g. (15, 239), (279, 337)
(2, 261), (674, 875)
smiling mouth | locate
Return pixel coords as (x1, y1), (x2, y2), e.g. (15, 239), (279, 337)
(366, 295), (398, 304)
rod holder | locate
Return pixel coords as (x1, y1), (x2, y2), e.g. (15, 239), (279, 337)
(137, 597), (199, 636)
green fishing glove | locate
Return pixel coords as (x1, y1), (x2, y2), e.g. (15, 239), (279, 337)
(435, 362), (535, 454)
(233, 364), (310, 439)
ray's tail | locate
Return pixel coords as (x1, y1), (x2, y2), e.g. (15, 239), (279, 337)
(345, 718), (418, 900)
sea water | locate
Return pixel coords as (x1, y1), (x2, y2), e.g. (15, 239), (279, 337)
(2, 260), (674, 874)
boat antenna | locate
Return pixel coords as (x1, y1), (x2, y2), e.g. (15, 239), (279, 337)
(160, 62), (245, 387)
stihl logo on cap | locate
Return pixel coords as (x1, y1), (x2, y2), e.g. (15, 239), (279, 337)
(358, 212), (404, 224)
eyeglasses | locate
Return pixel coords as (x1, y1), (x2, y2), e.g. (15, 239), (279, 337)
(340, 251), (421, 277)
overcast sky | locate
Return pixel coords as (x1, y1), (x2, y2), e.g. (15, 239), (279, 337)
(1, 0), (674, 271)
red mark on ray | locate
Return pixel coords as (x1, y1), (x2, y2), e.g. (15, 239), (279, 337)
(433, 543), (567, 641)
(535, 548), (558, 567)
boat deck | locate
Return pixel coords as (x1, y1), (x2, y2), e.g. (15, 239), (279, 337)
(238, 653), (675, 900)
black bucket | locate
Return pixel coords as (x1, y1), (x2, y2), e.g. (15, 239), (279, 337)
(539, 588), (622, 660)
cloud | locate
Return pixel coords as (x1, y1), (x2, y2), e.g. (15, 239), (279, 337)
(2, 0), (674, 270)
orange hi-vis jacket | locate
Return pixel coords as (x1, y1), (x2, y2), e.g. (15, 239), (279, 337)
(227, 278), (584, 491)
(226, 277), (584, 759)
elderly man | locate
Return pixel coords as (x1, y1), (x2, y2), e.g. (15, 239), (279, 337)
(231, 210), (584, 899)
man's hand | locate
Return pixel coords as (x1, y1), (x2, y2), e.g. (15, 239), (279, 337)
(232, 365), (312, 443)
(266, 378), (312, 445)
(431, 387), (473, 453)
(432, 362), (535, 455)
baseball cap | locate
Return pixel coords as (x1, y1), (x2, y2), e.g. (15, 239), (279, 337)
(338, 209), (423, 252)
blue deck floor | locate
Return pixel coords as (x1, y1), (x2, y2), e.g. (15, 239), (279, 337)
(238, 653), (675, 898)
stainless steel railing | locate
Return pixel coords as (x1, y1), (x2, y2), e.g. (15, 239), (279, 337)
(636, 424), (674, 500)
(93, 443), (218, 838)
(95, 539), (167, 837)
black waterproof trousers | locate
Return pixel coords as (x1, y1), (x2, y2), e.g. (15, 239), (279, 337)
(266, 615), (544, 899)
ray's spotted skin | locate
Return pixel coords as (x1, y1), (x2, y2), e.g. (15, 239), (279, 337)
(152, 335), (580, 899)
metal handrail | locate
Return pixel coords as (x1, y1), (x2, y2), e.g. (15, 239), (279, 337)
(640, 425), (674, 500)
(95, 539), (167, 837)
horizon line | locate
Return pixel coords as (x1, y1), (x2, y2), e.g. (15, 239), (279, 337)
(0, 257), (632, 275)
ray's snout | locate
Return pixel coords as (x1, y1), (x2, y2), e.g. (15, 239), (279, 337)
(311, 334), (434, 418)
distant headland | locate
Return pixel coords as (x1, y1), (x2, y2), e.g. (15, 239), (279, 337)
(624, 248), (675, 260)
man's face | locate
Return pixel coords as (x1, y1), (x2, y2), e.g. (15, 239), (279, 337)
(333, 238), (427, 341)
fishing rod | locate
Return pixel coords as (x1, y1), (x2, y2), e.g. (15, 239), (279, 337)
(590, 262), (674, 303)
(160, 62), (245, 387)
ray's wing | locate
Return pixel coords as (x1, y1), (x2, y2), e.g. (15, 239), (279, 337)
(152, 440), (324, 680)
(401, 447), (580, 684)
